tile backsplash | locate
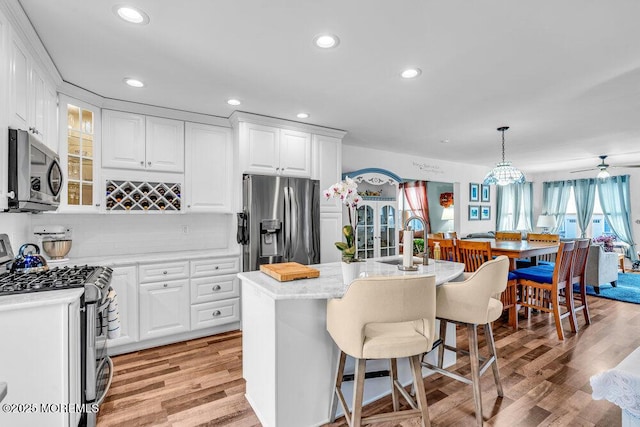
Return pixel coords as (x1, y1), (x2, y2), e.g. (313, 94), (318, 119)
(1, 212), (235, 259)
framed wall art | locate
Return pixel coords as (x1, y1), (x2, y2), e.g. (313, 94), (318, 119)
(481, 206), (491, 220)
(469, 183), (479, 202)
(481, 184), (490, 202)
(468, 205), (480, 220)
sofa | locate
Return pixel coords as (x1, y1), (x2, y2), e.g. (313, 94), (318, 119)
(585, 244), (619, 294)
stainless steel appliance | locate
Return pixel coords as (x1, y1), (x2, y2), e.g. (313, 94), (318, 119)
(7, 128), (63, 212)
(0, 234), (113, 427)
(238, 174), (320, 271)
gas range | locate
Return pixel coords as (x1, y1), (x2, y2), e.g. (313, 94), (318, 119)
(0, 265), (113, 302)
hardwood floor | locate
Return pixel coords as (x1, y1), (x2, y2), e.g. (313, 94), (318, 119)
(98, 295), (637, 426)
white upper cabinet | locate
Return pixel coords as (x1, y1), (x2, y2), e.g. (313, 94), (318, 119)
(145, 116), (185, 172)
(58, 96), (102, 212)
(8, 30), (57, 151)
(102, 110), (184, 173)
(312, 134), (342, 212)
(9, 33), (28, 130)
(184, 122), (233, 213)
(239, 122), (311, 177)
(279, 129), (312, 176)
(102, 110), (145, 170)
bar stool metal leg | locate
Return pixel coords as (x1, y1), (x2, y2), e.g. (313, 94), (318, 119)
(484, 323), (503, 397)
(329, 351), (347, 422)
(467, 324), (483, 426)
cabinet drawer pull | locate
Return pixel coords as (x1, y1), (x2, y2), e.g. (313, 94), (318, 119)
(214, 266), (219, 270)
(163, 271), (168, 275)
(148, 161), (152, 166)
(212, 310), (221, 317)
(140, 161), (144, 166)
(212, 285), (222, 291)
(163, 283), (168, 288)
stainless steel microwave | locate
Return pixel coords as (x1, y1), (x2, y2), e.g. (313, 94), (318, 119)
(7, 129), (62, 212)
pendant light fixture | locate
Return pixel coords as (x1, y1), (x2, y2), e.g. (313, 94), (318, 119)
(483, 126), (525, 186)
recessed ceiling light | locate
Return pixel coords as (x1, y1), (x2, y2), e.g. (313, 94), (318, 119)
(297, 113), (310, 119)
(113, 5), (150, 25)
(227, 99), (241, 106)
(440, 139), (450, 144)
(313, 34), (340, 49)
(401, 68), (422, 79)
(123, 78), (144, 88)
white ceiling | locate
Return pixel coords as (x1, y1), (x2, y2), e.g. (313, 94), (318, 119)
(17, 0), (640, 174)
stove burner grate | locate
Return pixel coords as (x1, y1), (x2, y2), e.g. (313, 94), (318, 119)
(0, 265), (102, 296)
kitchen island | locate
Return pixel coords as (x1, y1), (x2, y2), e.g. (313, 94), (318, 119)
(239, 258), (465, 427)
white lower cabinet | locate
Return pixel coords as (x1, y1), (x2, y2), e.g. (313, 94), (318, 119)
(106, 266), (138, 348)
(191, 298), (240, 330)
(139, 279), (190, 340)
(190, 258), (240, 330)
(107, 255), (241, 354)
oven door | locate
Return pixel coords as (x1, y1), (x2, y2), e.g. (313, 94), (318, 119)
(85, 296), (113, 401)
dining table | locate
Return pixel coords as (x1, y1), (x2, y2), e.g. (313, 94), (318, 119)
(463, 237), (559, 270)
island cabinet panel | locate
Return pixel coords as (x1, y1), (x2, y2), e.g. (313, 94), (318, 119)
(139, 279), (190, 339)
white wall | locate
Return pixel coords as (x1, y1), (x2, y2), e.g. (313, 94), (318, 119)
(0, 213), (235, 260)
(0, 214), (31, 254)
(529, 169), (640, 253)
(342, 145), (496, 237)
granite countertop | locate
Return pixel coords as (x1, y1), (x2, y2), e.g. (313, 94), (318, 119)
(238, 257), (465, 300)
(0, 288), (84, 312)
(54, 248), (241, 268)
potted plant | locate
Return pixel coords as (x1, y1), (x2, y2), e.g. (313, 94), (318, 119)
(323, 178), (364, 283)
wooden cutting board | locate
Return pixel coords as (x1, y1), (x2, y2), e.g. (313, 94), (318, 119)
(260, 262), (320, 282)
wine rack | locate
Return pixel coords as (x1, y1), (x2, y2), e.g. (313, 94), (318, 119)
(105, 180), (182, 212)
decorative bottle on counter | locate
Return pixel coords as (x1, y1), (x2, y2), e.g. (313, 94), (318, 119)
(434, 242), (441, 261)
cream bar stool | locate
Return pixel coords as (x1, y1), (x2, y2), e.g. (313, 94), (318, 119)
(327, 275), (437, 427)
(422, 256), (509, 426)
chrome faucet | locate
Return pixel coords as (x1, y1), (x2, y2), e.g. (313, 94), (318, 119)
(404, 216), (429, 265)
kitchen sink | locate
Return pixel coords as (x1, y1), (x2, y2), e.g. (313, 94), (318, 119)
(377, 257), (423, 265)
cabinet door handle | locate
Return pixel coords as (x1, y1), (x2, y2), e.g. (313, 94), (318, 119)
(140, 161), (144, 166)
(212, 285), (221, 291)
(212, 310), (221, 317)
(214, 266), (219, 270)
(148, 161), (152, 166)
(163, 283), (168, 288)
(95, 203), (101, 207)
(163, 271), (168, 275)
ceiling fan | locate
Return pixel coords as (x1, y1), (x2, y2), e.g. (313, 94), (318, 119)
(570, 155), (640, 178)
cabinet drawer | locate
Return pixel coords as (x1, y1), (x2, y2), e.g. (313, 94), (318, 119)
(139, 261), (189, 283)
(190, 257), (239, 277)
(191, 298), (240, 330)
(191, 274), (239, 304)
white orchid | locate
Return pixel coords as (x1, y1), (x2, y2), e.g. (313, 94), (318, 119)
(323, 178), (362, 262)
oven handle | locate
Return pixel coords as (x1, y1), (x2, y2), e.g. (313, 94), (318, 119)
(85, 302), (97, 402)
(95, 356), (114, 406)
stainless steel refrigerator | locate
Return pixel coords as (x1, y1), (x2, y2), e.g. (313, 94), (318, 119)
(238, 174), (320, 272)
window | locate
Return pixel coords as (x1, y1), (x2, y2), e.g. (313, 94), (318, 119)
(559, 188), (612, 238)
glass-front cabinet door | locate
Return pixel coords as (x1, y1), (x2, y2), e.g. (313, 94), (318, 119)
(356, 204), (375, 259)
(378, 204), (396, 257)
(355, 201), (398, 259)
(59, 95), (101, 212)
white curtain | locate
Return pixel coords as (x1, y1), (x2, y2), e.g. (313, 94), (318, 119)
(542, 180), (572, 234)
